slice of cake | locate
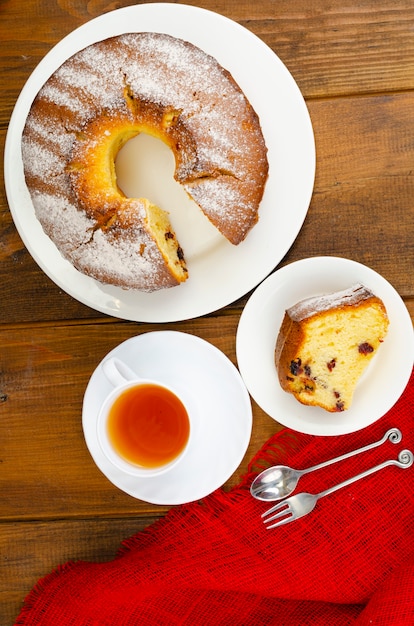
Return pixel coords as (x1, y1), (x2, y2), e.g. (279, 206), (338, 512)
(275, 284), (389, 412)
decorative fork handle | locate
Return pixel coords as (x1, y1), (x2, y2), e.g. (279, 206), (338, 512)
(317, 449), (413, 500)
(299, 428), (402, 477)
(263, 450), (413, 523)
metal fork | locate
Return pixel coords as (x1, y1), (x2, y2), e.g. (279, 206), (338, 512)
(262, 449), (413, 529)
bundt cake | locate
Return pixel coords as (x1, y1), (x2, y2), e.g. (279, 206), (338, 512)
(21, 32), (269, 292)
(275, 284), (389, 412)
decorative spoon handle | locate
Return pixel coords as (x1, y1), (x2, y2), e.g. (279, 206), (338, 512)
(300, 428), (402, 477)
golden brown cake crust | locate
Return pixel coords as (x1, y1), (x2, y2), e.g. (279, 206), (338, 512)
(275, 284), (389, 412)
(21, 32), (269, 292)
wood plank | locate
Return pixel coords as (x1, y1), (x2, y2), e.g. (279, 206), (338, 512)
(405, 298), (414, 320)
(284, 92), (414, 297)
(1, 310), (411, 522)
(0, 317), (280, 521)
(2, 90), (413, 324)
(1, 0), (414, 110)
(0, 517), (162, 624)
(251, 0), (414, 98)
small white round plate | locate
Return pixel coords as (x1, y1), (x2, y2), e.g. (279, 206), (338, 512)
(82, 331), (252, 504)
(4, 3), (315, 322)
(236, 256), (414, 436)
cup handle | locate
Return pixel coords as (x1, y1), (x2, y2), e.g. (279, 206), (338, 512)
(102, 357), (139, 387)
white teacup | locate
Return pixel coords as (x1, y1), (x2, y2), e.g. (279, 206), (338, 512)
(97, 357), (191, 477)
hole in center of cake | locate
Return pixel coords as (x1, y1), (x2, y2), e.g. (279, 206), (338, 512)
(115, 133), (221, 259)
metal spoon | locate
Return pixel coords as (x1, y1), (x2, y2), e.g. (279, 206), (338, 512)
(250, 427), (402, 501)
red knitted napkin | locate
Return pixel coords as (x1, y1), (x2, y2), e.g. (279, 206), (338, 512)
(16, 369), (414, 625)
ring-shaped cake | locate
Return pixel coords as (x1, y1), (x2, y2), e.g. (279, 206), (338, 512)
(21, 32), (269, 291)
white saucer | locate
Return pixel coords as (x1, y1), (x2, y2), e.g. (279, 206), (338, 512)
(236, 256), (414, 436)
(82, 331), (252, 504)
(5, 2), (315, 322)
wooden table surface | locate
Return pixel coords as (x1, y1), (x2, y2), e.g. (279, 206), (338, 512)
(1, 0), (413, 622)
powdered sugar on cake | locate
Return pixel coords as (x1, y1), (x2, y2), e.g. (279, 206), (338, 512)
(287, 284), (375, 322)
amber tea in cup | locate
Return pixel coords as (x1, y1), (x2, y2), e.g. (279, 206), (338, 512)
(107, 382), (190, 469)
(98, 357), (192, 476)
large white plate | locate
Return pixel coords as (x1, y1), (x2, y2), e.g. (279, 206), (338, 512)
(4, 3), (315, 322)
(82, 331), (252, 505)
(236, 256), (414, 436)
